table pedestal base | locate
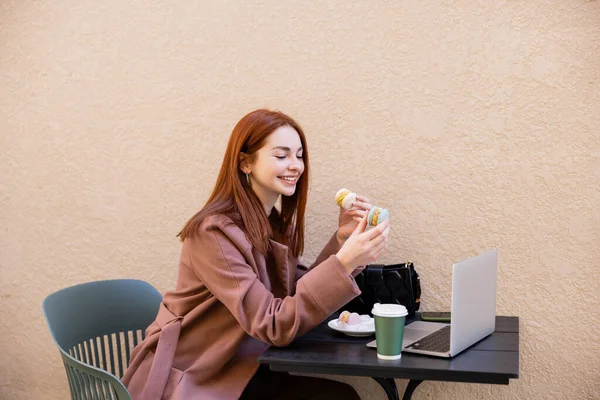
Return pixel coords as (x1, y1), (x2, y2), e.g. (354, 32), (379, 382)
(372, 378), (423, 400)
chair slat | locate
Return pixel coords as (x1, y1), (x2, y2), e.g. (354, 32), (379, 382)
(82, 341), (91, 365)
(77, 343), (85, 362)
(82, 371), (93, 400)
(100, 377), (110, 400)
(81, 372), (92, 399)
(96, 378), (106, 400)
(107, 333), (118, 377)
(96, 336), (105, 370)
(99, 335), (109, 373)
(67, 365), (79, 400)
(73, 366), (86, 400)
(64, 363), (79, 400)
(116, 332), (126, 378)
(125, 331), (133, 369)
(131, 330), (138, 348)
(89, 374), (101, 400)
(102, 380), (112, 400)
(89, 338), (98, 368)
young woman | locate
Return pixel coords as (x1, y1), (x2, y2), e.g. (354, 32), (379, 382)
(122, 109), (391, 399)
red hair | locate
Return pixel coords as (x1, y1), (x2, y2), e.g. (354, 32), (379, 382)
(178, 109), (309, 257)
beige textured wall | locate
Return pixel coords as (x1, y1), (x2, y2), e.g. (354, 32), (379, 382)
(1, 1), (599, 399)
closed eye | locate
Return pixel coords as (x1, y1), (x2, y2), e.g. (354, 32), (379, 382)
(274, 154), (303, 160)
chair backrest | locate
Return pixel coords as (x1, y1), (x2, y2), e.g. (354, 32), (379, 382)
(43, 279), (162, 400)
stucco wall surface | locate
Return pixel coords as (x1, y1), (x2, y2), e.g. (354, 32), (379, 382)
(1, 1), (599, 399)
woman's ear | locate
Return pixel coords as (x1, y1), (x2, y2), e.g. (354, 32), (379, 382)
(238, 152), (251, 174)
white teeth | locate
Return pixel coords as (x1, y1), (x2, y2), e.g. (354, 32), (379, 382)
(280, 177), (296, 182)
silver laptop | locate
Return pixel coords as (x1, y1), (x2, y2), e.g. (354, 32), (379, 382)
(367, 249), (498, 358)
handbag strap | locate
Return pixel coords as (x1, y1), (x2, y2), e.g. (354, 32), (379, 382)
(405, 262), (416, 313)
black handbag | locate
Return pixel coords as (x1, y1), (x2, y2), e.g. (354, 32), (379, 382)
(344, 262), (422, 317)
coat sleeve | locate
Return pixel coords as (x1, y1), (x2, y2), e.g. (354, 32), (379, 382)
(294, 232), (340, 281)
(295, 232), (365, 282)
(185, 220), (361, 347)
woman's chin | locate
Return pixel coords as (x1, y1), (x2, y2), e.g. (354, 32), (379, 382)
(279, 188), (297, 197)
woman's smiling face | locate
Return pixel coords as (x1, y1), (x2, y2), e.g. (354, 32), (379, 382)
(244, 125), (304, 213)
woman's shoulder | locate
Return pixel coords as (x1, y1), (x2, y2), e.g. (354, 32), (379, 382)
(190, 213), (251, 248)
(197, 213), (240, 233)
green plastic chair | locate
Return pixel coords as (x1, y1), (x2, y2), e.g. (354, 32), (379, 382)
(42, 279), (162, 400)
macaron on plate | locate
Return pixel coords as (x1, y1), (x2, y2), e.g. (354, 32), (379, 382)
(328, 311), (375, 337)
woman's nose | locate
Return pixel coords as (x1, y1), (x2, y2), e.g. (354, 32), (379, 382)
(289, 157), (303, 171)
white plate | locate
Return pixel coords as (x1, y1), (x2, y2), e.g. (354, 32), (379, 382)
(327, 315), (375, 337)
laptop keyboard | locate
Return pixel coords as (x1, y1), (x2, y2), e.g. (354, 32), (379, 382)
(406, 325), (451, 353)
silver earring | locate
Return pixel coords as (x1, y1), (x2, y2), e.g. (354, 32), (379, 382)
(246, 173), (250, 184)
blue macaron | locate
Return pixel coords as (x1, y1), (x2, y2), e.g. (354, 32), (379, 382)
(367, 207), (389, 227)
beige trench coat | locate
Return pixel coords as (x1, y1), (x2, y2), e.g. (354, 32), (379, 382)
(122, 214), (361, 399)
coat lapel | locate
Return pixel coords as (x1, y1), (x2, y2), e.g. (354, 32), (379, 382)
(268, 240), (296, 297)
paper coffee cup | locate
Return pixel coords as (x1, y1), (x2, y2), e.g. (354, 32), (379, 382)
(372, 303), (408, 360)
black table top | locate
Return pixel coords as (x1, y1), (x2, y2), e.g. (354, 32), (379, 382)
(258, 315), (519, 385)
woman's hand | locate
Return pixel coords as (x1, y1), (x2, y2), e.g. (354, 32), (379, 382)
(336, 213), (390, 274)
(336, 194), (373, 243)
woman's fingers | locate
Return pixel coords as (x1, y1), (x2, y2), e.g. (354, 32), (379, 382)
(355, 194), (371, 204)
(352, 213), (369, 235)
(351, 194), (372, 211)
(347, 209), (367, 218)
(371, 232), (388, 247)
(364, 220), (390, 262)
(361, 218), (390, 241)
(373, 237), (388, 257)
(352, 200), (373, 211)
